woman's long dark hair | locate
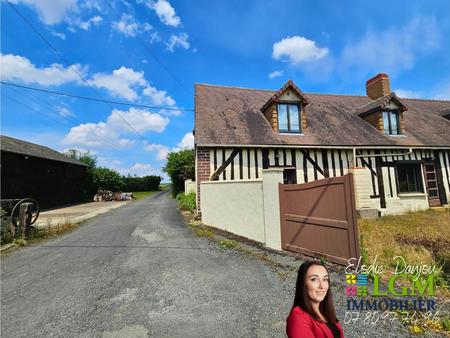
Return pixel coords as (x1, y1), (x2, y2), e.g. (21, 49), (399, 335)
(292, 260), (337, 323)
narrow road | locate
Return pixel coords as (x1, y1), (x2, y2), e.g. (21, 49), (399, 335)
(1, 192), (291, 337)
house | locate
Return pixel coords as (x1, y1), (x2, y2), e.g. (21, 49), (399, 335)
(193, 74), (450, 262)
(1, 135), (89, 210)
(194, 74), (450, 216)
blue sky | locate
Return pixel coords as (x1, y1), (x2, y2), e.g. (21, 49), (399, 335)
(2, 0), (450, 180)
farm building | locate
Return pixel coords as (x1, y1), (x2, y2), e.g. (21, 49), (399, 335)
(1, 135), (89, 210)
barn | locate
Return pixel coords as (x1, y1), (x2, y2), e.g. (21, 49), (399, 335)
(1, 135), (89, 210)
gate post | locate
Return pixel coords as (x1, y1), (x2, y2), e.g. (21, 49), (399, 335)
(18, 203), (32, 238)
(262, 169), (284, 250)
(348, 167), (378, 218)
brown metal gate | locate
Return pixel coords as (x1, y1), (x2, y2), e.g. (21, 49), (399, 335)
(279, 173), (360, 265)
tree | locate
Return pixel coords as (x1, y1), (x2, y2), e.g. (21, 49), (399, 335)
(163, 149), (195, 197)
(93, 167), (125, 191)
(64, 149), (98, 198)
(64, 149), (97, 167)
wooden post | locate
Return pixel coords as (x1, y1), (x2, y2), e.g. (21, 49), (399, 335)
(18, 203), (32, 238)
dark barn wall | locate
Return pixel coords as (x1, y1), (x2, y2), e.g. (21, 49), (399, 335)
(1, 152), (88, 210)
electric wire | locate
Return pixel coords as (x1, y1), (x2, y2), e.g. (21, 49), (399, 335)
(102, 0), (193, 97)
(6, 0), (152, 142)
(2, 86), (131, 150)
(0, 82), (193, 112)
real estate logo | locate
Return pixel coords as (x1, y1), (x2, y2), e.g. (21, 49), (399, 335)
(343, 255), (445, 325)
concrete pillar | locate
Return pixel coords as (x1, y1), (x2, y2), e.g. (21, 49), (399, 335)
(348, 167), (379, 219)
(262, 168), (284, 250)
(348, 167), (371, 209)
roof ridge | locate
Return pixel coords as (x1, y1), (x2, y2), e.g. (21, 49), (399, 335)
(194, 83), (450, 103)
(194, 83), (276, 92)
(392, 96), (450, 103)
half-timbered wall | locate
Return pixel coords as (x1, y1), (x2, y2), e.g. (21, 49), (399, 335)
(205, 147), (450, 213)
(209, 148), (355, 183)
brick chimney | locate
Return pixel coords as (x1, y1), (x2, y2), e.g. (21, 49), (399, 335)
(366, 73), (391, 100)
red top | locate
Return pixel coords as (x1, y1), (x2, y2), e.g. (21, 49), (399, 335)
(286, 306), (344, 338)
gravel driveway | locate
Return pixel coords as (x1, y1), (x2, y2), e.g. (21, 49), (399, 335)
(1, 191), (438, 337)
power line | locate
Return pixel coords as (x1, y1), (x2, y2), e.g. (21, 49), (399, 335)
(6, 1), (151, 142)
(2, 87), (133, 150)
(1, 82), (194, 112)
(102, 0), (193, 97)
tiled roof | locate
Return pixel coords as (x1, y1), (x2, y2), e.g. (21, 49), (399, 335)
(356, 92), (407, 116)
(194, 83), (450, 147)
(0, 135), (89, 166)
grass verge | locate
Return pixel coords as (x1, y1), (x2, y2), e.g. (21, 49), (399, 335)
(1, 220), (80, 256)
(358, 207), (450, 336)
(132, 191), (158, 200)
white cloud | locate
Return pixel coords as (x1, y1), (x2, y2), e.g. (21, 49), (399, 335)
(108, 162), (165, 179)
(107, 108), (169, 133)
(268, 70), (283, 79)
(340, 16), (440, 77)
(112, 14), (139, 37)
(62, 121), (133, 148)
(0, 53), (85, 86)
(111, 14), (152, 37)
(145, 143), (170, 160)
(272, 36), (328, 64)
(394, 88), (422, 99)
(10, 0), (78, 25)
(2, 53), (178, 107)
(144, 132), (193, 161)
(56, 106), (75, 117)
(149, 31), (160, 44)
(78, 15), (103, 30)
(143, 85), (176, 106)
(149, 0), (180, 27)
(127, 163), (160, 176)
(143, 22), (153, 31)
(177, 132), (194, 149)
(47, 28), (66, 40)
(88, 66), (147, 101)
(80, 0), (102, 12)
(62, 107), (169, 149)
(166, 33), (190, 52)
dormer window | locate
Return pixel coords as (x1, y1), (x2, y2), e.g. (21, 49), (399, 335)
(382, 111), (400, 135)
(260, 80), (309, 133)
(278, 103), (301, 133)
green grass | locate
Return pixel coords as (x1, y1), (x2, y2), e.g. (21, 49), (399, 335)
(160, 183), (171, 191)
(358, 208), (450, 281)
(176, 192), (196, 212)
(358, 208), (450, 336)
(132, 191), (158, 200)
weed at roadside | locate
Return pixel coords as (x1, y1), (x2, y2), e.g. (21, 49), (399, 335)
(218, 239), (237, 249)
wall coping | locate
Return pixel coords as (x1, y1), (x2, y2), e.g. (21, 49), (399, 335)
(201, 179), (263, 185)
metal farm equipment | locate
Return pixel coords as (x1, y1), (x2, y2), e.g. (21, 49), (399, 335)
(1, 198), (40, 239)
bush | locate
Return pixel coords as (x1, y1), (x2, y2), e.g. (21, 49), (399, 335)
(176, 192), (196, 212)
(163, 149), (194, 197)
(92, 167), (125, 191)
(0, 208), (13, 245)
(122, 175), (161, 191)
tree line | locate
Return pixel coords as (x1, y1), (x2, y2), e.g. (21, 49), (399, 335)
(64, 150), (161, 198)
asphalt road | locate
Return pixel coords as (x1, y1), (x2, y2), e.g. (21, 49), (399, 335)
(1, 191), (292, 338)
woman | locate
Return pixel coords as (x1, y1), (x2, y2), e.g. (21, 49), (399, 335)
(286, 261), (344, 338)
